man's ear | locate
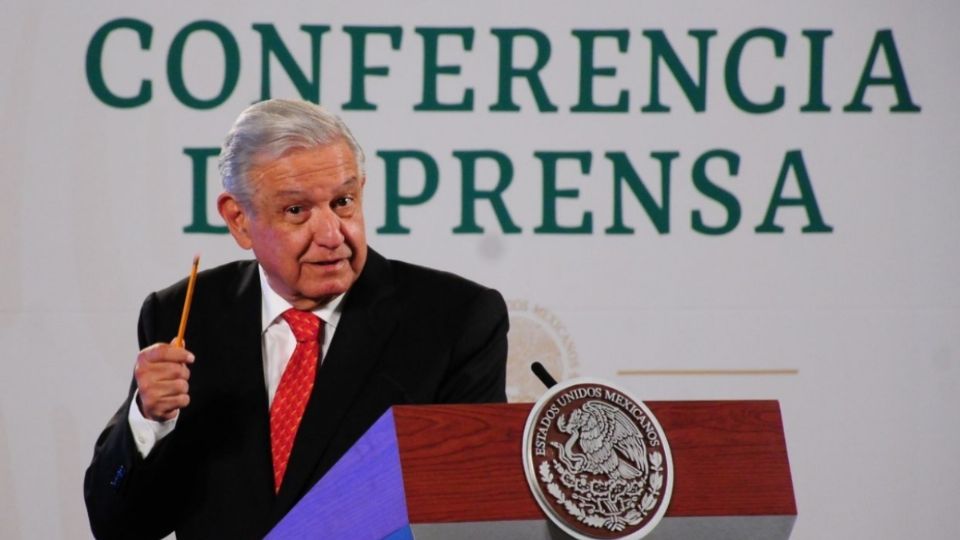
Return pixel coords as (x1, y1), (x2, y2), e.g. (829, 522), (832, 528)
(217, 193), (254, 250)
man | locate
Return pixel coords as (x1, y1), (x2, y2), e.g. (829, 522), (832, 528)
(84, 99), (508, 539)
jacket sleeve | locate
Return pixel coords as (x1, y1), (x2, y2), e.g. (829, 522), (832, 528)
(83, 293), (181, 539)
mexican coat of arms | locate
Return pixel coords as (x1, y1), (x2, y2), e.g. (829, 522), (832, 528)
(522, 379), (674, 540)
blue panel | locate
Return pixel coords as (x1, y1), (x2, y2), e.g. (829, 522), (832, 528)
(382, 525), (414, 540)
(266, 409), (410, 539)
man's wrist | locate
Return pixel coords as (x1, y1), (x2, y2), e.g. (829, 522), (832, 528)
(127, 390), (178, 457)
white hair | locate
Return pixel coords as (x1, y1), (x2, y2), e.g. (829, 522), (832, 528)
(218, 99), (365, 208)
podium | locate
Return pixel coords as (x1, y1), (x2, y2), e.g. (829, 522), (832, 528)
(267, 402), (796, 539)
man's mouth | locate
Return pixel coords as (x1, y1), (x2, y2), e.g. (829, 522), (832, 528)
(304, 259), (345, 267)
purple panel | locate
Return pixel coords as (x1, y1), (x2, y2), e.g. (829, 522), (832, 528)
(266, 409), (410, 539)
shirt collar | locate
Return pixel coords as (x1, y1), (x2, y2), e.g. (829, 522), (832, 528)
(258, 264), (345, 334)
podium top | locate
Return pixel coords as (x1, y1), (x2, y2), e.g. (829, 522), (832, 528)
(394, 401), (796, 523)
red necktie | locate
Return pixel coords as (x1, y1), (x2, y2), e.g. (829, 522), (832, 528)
(270, 308), (322, 493)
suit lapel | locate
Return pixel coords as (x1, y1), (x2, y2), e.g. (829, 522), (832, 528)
(220, 262), (276, 503)
(274, 249), (398, 512)
(218, 261), (269, 416)
(222, 260), (267, 394)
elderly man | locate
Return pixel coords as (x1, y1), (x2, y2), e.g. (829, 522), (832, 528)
(84, 99), (508, 539)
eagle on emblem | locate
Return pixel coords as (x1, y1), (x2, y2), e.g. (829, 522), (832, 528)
(552, 400), (649, 482)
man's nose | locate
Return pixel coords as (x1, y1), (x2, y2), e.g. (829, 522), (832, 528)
(310, 208), (345, 247)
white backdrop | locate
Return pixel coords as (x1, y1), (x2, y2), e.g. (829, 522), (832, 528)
(1, 1), (958, 538)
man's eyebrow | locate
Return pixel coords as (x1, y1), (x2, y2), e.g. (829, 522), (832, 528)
(271, 177), (359, 198)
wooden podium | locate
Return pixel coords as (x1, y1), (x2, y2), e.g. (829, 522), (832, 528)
(267, 402), (796, 539)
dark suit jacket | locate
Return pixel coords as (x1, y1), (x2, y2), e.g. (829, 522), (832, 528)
(84, 249), (508, 539)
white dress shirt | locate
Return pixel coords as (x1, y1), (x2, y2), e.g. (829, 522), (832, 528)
(127, 265), (344, 457)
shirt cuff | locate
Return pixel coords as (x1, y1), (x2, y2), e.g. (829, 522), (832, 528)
(127, 390), (178, 458)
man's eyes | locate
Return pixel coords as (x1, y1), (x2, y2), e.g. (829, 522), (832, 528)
(333, 196), (355, 208)
(280, 197), (356, 220)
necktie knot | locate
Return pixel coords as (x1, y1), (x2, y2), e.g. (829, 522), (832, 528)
(281, 308), (320, 343)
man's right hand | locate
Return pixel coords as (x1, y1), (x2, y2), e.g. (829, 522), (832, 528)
(134, 341), (194, 421)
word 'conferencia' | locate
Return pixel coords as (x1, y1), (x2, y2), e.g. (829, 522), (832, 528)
(86, 20), (920, 237)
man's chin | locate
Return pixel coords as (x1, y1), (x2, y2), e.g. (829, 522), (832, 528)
(293, 278), (353, 307)
(286, 261), (362, 308)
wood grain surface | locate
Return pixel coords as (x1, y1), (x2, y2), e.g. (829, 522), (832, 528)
(393, 401), (795, 523)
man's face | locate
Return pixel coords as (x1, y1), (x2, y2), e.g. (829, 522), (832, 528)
(218, 140), (367, 310)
